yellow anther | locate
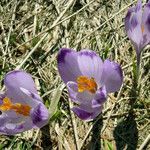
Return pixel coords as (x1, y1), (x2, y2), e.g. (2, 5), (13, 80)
(77, 76), (97, 93)
(0, 97), (31, 116)
(11, 103), (31, 116)
(0, 97), (12, 111)
(141, 24), (144, 33)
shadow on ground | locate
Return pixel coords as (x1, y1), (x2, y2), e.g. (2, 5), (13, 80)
(88, 118), (103, 150)
(113, 69), (139, 150)
(113, 112), (138, 150)
(41, 124), (52, 150)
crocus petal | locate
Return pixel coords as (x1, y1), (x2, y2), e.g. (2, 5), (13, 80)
(57, 48), (81, 83)
(20, 87), (42, 103)
(0, 114), (9, 128)
(142, 1), (150, 46)
(101, 59), (123, 93)
(72, 106), (102, 121)
(5, 87), (38, 106)
(19, 118), (34, 130)
(92, 86), (107, 108)
(77, 50), (104, 86)
(31, 103), (49, 128)
(0, 112), (33, 135)
(4, 70), (39, 104)
(125, 0), (143, 53)
(66, 81), (79, 103)
(0, 124), (18, 135)
(67, 81), (95, 104)
(0, 118), (34, 135)
(4, 123), (26, 135)
(4, 70), (38, 94)
(0, 109), (31, 134)
(72, 107), (92, 120)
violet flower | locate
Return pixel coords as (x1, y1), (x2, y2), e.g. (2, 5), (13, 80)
(57, 48), (123, 121)
(0, 70), (49, 135)
(125, 0), (150, 64)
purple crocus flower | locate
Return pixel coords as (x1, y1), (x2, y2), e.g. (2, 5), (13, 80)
(125, 0), (150, 63)
(57, 48), (123, 121)
(0, 70), (49, 135)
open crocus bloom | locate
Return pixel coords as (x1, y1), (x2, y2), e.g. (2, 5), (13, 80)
(0, 70), (49, 135)
(58, 48), (123, 121)
(125, 0), (150, 62)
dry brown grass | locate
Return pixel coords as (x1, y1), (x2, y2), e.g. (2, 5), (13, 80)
(0, 0), (149, 149)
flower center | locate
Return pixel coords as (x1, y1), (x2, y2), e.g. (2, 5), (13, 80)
(77, 76), (97, 93)
(0, 97), (31, 116)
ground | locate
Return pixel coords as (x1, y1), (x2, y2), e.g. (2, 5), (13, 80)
(0, 0), (149, 150)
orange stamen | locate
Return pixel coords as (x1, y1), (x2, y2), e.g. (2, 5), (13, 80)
(141, 24), (144, 33)
(0, 97), (12, 111)
(11, 103), (31, 116)
(77, 76), (97, 93)
(0, 97), (31, 116)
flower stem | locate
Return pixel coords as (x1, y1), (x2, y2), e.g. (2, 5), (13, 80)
(136, 49), (142, 88)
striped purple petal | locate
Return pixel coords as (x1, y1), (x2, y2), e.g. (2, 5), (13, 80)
(92, 86), (107, 108)
(72, 106), (102, 121)
(142, 0), (150, 46)
(125, 0), (150, 59)
(31, 103), (49, 128)
(57, 48), (81, 83)
(125, 0), (143, 54)
(77, 50), (104, 86)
